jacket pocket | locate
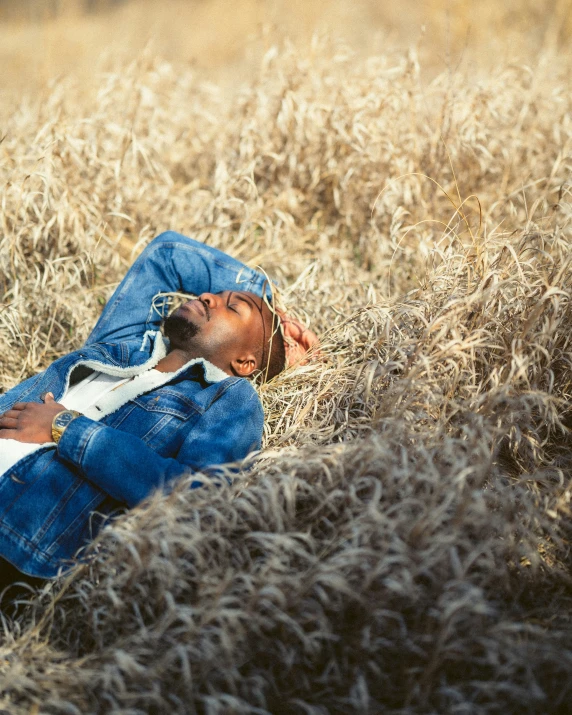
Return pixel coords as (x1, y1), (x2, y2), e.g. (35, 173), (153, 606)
(110, 390), (201, 452)
(132, 390), (202, 419)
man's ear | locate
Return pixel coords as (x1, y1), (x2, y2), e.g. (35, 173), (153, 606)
(230, 354), (258, 377)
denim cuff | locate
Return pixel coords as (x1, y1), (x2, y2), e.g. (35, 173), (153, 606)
(56, 415), (103, 471)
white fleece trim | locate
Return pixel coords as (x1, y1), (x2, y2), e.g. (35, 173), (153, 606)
(61, 331), (169, 397)
(63, 332), (230, 420)
(64, 331), (227, 388)
(82, 369), (168, 420)
(0, 339), (230, 478)
(82, 355), (228, 421)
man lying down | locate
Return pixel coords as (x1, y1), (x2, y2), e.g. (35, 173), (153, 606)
(0, 232), (318, 588)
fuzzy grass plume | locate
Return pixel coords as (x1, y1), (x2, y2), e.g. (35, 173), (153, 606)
(1, 38), (572, 713)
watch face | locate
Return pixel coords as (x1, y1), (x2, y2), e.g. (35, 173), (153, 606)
(54, 411), (76, 429)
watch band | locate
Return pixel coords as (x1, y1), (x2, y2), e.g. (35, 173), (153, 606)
(51, 410), (82, 444)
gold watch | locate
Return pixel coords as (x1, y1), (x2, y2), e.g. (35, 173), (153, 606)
(52, 410), (82, 444)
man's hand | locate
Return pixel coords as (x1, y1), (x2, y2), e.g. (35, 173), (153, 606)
(0, 393), (66, 443)
(276, 310), (321, 367)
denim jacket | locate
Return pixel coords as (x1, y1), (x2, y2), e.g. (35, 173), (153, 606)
(0, 232), (269, 578)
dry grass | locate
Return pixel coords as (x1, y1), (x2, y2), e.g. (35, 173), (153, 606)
(1, 18), (572, 715)
(1, 0), (572, 115)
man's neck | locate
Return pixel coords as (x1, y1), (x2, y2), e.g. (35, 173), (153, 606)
(156, 349), (230, 375)
(155, 349), (193, 373)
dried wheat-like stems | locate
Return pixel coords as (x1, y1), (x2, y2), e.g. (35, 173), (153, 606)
(0, 39), (572, 713)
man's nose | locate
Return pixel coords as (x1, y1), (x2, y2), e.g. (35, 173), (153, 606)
(198, 292), (217, 307)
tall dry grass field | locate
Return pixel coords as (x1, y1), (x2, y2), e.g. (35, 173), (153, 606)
(1, 0), (571, 110)
(1, 1), (572, 712)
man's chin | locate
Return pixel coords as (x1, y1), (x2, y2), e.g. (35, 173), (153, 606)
(163, 313), (200, 349)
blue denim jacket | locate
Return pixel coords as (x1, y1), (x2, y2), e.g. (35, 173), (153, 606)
(0, 232), (269, 578)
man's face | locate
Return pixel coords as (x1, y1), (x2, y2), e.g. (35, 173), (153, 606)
(163, 290), (273, 377)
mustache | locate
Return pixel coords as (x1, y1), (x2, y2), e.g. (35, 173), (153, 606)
(198, 298), (211, 321)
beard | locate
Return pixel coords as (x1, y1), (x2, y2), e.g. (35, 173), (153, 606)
(163, 312), (201, 350)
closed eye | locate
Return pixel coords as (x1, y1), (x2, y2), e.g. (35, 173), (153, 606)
(227, 291), (253, 316)
(226, 300), (243, 317)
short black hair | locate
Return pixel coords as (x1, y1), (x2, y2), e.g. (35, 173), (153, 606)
(259, 312), (286, 382)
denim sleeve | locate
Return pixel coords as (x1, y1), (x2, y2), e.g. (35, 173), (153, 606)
(0, 373), (43, 410)
(56, 379), (264, 508)
(86, 231), (272, 345)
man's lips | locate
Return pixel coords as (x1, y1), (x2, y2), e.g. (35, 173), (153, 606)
(183, 299), (210, 321)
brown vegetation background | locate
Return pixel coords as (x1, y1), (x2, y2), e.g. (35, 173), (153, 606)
(1, 1), (572, 713)
(1, 0), (571, 113)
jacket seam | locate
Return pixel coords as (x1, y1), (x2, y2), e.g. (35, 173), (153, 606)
(0, 521), (60, 568)
(47, 491), (105, 554)
(0, 449), (56, 518)
(33, 478), (84, 544)
(59, 420), (101, 468)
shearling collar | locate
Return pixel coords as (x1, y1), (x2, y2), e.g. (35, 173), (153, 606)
(64, 331), (230, 421)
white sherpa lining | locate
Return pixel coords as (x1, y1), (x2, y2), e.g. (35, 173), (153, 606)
(0, 332), (230, 477)
(64, 331), (229, 421)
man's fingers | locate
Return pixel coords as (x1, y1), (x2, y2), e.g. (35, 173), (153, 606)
(10, 401), (48, 411)
(0, 410), (21, 427)
(4, 400), (57, 411)
(0, 415), (19, 426)
(1, 410), (22, 420)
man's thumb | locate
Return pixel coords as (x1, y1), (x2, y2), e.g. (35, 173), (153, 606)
(43, 392), (55, 403)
